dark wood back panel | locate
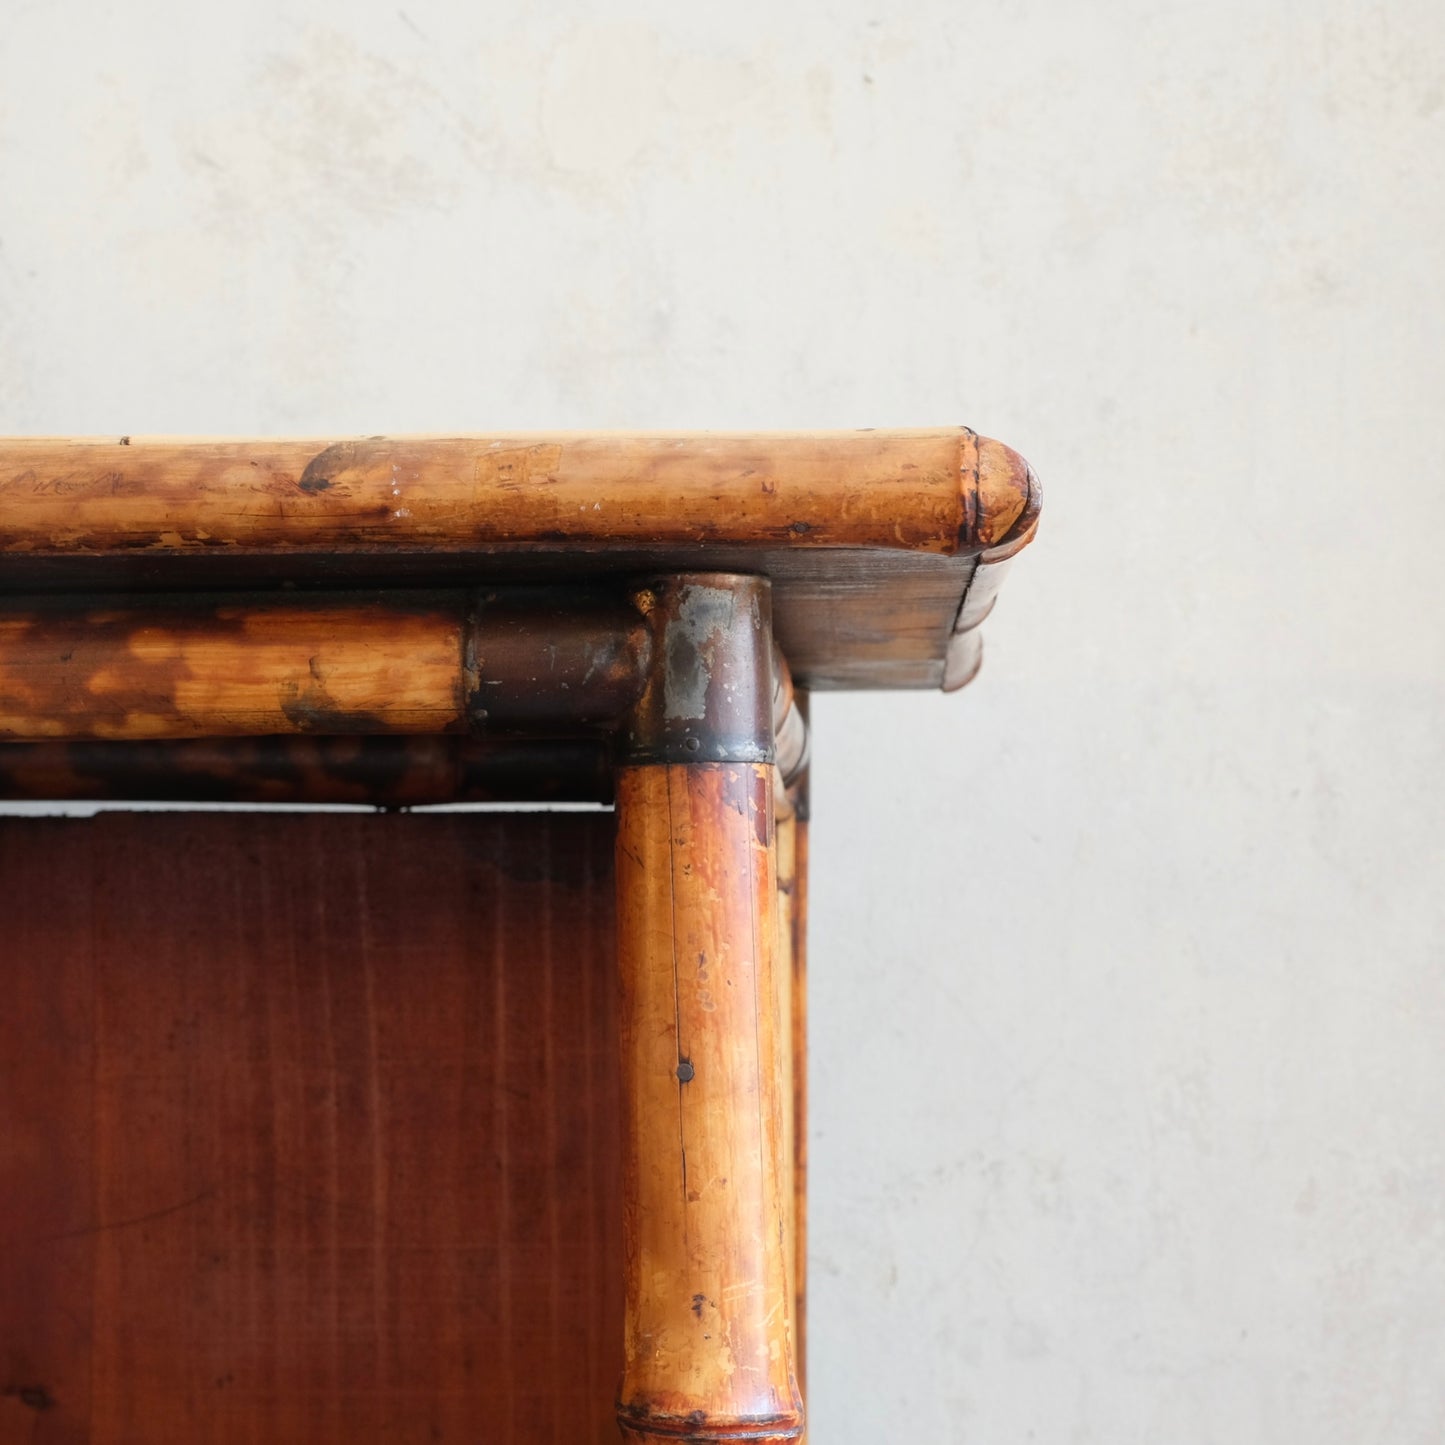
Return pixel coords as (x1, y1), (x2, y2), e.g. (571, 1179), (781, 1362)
(0, 810), (621, 1444)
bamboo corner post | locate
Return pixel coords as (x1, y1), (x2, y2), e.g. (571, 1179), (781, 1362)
(614, 574), (804, 1445)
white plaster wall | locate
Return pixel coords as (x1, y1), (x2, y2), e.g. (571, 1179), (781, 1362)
(2, 2), (1442, 1439)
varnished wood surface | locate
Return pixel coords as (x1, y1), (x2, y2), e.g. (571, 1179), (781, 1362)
(0, 811), (623, 1444)
(614, 765), (802, 1444)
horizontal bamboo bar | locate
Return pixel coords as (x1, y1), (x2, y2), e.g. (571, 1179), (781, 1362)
(0, 429), (1032, 558)
(0, 736), (614, 806)
(0, 596), (467, 741)
(0, 590), (648, 742)
(0, 588), (810, 776)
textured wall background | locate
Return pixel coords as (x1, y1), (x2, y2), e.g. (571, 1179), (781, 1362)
(3, 2), (1443, 1439)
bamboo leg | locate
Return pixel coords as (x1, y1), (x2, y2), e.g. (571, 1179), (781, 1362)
(614, 761), (803, 1444)
(775, 774), (809, 1410)
(775, 786), (798, 1385)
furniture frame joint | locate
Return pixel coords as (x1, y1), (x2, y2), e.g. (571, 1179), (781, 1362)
(620, 573), (777, 770)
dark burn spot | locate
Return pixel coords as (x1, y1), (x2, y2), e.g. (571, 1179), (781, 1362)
(676, 1058), (695, 1083)
(118, 435), (131, 446)
(789, 520), (811, 534)
(277, 674), (392, 735)
(691, 1293), (706, 1318)
(6, 1385), (55, 1411)
(298, 439), (370, 495)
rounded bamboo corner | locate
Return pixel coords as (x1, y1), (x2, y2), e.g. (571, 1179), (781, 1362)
(964, 433), (1041, 553)
(945, 443), (1040, 691)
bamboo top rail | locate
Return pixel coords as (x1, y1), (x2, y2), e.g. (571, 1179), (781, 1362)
(0, 428), (1033, 556)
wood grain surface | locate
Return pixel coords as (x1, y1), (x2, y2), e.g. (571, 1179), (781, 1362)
(0, 810), (623, 1444)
